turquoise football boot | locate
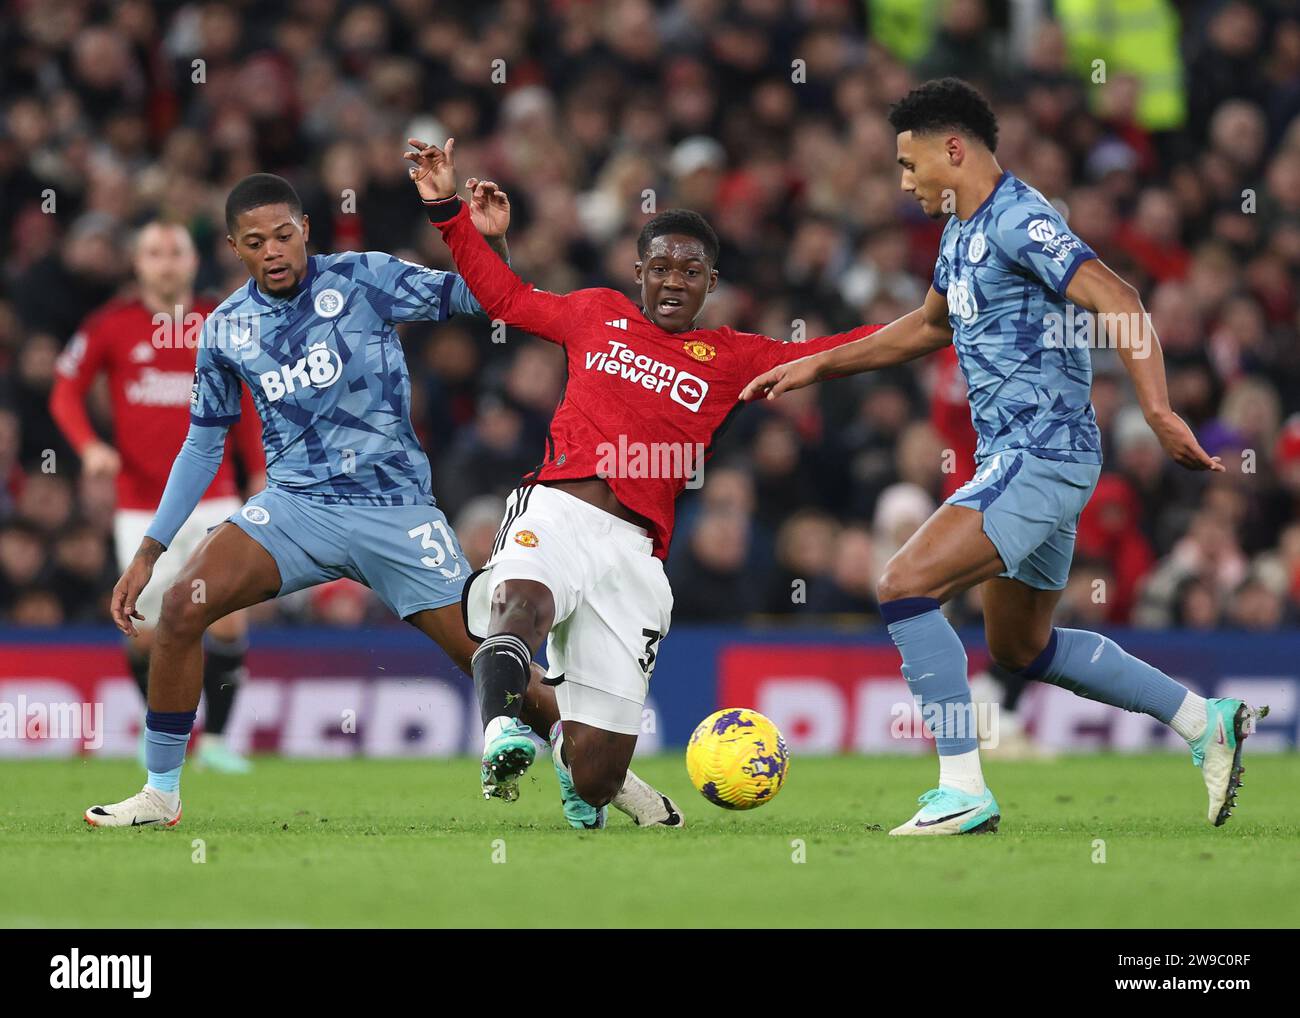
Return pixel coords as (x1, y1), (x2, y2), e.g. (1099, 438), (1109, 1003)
(194, 740), (253, 774)
(481, 718), (537, 802)
(889, 785), (1000, 836)
(1189, 698), (1269, 826)
(549, 722), (606, 829)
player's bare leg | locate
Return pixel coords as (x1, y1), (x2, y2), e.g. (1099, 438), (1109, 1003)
(86, 524), (281, 827)
(983, 576), (1269, 826)
(876, 504), (1005, 835)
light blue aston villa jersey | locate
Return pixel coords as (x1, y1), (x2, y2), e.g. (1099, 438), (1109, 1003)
(190, 251), (484, 505)
(932, 171), (1102, 464)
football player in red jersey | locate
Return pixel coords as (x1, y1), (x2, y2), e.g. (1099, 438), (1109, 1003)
(50, 221), (265, 773)
(406, 137), (882, 826)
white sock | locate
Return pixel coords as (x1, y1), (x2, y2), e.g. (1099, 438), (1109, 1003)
(939, 748), (986, 796)
(1170, 691), (1208, 743)
(483, 715), (514, 749)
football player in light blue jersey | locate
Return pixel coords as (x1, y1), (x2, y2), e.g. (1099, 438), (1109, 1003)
(85, 173), (679, 830)
(744, 78), (1269, 834)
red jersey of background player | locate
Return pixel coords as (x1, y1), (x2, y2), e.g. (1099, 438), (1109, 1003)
(50, 297), (264, 511)
(929, 344), (977, 499)
(436, 203), (883, 558)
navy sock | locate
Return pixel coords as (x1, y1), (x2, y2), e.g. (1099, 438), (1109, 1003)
(144, 709), (196, 793)
(881, 597), (978, 755)
(1020, 628), (1189, 724)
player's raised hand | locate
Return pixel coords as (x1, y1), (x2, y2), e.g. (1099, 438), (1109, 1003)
(463, 177), (511, 237)
(111, 549), (156, 636)
(740, 354), (822, 402)
(404, 137), (458, 201)
(1148, 409), (1225, 472)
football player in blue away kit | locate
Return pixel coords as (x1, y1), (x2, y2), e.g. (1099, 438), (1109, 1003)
(743, 78), (1269, 835)
(85, 173), (678, 829)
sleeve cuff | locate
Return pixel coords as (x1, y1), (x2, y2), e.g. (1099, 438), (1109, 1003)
(190, 413), (240, 427)
(1056, 251), (1097, 298)
(422, 194), (464, 225)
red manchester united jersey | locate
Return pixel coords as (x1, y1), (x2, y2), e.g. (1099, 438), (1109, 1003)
(50, 297), (264, 511)
(436, 204), (882, 557)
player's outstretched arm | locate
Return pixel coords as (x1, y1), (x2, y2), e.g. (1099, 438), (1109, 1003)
(404, 137), (583, 344)
(1065, 259), (1223, 472)
(741, 288), (953, 401)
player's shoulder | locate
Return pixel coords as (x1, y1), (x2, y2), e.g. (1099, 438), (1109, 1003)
(579, 286), (633, 313)
(79, 296), (145, 335)
(988, 174), (1067, 237)
(328, 250), (439, 283)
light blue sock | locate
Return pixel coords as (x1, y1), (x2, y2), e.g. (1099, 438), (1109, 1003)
(145, 709), (196, 794)
(1020, 628), (1189, 723)
(882, 597), (978, 756)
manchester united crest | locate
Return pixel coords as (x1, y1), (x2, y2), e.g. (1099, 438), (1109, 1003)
(514, 530), (539, 548)
(682, 339), (716, 363)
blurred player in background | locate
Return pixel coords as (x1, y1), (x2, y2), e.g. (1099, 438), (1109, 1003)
(407, 137), (882, 828)
(744, 78), (1270, 834)
(50, 221), (263, 773)
(82, 174), (675, 830)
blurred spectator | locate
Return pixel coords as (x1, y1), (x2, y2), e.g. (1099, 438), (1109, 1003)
(0, 1), (1295, 631)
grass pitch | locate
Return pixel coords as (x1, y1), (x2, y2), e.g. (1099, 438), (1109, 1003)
(2, 753), (1298, 928)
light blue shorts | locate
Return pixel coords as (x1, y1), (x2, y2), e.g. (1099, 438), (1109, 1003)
(227, 487), (467, 618)
(945, 450), (1102, 591)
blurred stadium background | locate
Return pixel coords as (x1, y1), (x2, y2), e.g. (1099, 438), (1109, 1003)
(1, 0), (1297, 759)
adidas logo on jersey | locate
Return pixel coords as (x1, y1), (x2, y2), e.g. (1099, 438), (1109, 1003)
(258, 341), (344, 401)
(584, 338), (709, 412)
(605, 318), (628, 330)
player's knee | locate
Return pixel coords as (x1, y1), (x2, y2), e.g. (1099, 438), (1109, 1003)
(490, 583), (552, 646)
(158, 580), (210, 641)
(876, 561), (921, 604)
(987, 636), (1044, 674)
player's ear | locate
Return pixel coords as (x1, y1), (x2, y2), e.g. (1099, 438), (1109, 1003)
(634, 260), (643, 285)
(225, 233), (236, 256)
(947, 134), (964, 166)
(707, 268), (718, 292)
(300, 213), (311, 244)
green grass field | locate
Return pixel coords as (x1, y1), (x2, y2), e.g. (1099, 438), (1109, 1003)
(2, 752), (1298, 928)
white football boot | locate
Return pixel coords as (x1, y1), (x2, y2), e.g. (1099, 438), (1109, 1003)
(889, 785), (1000, 836)
(612, 769), (686, 828)
(85, 785), (182, 828)
(1190, 698), (1269, 826)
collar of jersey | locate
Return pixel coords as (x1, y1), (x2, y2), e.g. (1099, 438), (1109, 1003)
(962, 170), (1012, 224)
(245, 255), (319, 309)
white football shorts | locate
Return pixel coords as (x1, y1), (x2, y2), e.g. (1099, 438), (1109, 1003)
(114, 496), (242, 626)
(463, 484), (672, 736)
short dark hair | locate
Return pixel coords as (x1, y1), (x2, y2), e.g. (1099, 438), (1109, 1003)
(887, 77), (999, 153)
(225, 173), (303, 234)
(637, 209), (720, 266)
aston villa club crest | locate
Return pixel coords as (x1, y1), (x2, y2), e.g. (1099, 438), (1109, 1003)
(682, 339), (716, 363)
(314, 288), (345, 318)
